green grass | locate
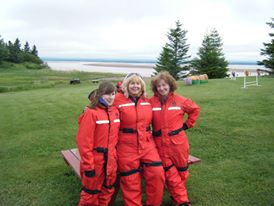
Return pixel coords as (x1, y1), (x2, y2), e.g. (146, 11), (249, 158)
(0, 62), (124, 93)
(0, 67), (274, 205)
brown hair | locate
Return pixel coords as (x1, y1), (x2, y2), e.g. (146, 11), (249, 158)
(151, 71), (177, 94)
(88, 81), (116, 109)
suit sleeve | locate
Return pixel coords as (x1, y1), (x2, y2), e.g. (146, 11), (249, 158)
(76, 109), (96, 178)
(182, 98), (200, 129)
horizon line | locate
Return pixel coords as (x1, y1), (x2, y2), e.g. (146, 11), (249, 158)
(41, 57), (259, 65)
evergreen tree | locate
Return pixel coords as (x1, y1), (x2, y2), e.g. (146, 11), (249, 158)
(31, 45), (43, 64)
(31, 45), (38, 56)
(24, 41), (31, 53)
(191, 28), (228, 78)
(13, 38), (22, 53)
(0, 35), (8, 63)
(7, 41), (17, 63)
(22, 41), (35, 63)
(155, 20), (190, 79)
(7, 38), (24, 63)
(258, 17), (274, 73)
(154, 46), (173, 74)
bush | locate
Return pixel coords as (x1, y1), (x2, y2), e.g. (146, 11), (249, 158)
(23, 62), (46, 70)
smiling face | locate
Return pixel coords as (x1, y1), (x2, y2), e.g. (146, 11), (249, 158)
(128, 80), (142, 97)
(101, 91), (116, 106)
(122, 74), (145, 98)
(156, 79), (170, 96)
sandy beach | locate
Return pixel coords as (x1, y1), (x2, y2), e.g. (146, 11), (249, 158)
(46, 61), (267, 77)
(84, 62), (154, 68)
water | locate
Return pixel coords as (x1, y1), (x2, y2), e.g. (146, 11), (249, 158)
(46, 61), (155, 77)
(228, 64), (267, 77)
(45, 60), (267, 77)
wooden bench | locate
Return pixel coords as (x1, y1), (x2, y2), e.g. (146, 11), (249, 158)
(61, 148), (81, 177)
(61, 148), (201, 205)
(61, 148), (201, 178)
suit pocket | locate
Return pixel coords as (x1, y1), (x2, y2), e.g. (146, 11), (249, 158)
(170, 134), (185, 145)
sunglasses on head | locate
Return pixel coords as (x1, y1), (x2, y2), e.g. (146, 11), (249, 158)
(125, 73), (143, 79)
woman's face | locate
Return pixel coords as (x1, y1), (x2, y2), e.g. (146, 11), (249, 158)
(128, 80), (142, 97)
(156, 79), (170, 96)
(101, 91), (116, 106)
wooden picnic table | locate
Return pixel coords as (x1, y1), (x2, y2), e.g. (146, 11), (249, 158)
(61, 148), (201, 178)
(61, 148), (201, 205)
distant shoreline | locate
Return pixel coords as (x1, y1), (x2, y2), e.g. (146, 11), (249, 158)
(83, 63), (265, 72)
(84, 63), (153, 69)
(46, 61), (267, 77)
(42, 57), (259, 66)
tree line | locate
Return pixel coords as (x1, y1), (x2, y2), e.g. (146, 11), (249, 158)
(0, 36), (42, 64)
(155, 18), (274, 79)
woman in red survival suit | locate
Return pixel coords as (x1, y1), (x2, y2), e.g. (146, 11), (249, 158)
(76, 81), (120, 206)
(114, 73), (165, 206)
(150, 71), (200, 206)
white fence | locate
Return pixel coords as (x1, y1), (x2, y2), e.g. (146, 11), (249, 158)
(242, 74), (260, 89)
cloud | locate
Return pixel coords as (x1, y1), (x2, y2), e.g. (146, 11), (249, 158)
(1, 0), (274, 60)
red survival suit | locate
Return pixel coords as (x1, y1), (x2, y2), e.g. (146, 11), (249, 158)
(76, 105), (120, 206)
(114, 93), (165, 206)
(150, 92), (200, 206)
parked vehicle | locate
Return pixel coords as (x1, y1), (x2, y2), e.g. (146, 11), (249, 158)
(70, 78), (80, 84)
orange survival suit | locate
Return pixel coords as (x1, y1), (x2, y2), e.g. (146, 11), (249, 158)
(76, 105), (120, 206)
(150, 92), (200, 206)
(114, 93), (165, 206)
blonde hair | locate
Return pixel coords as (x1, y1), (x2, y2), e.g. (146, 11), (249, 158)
(122, 73), (146, 98)
(151, 71), (177, 94)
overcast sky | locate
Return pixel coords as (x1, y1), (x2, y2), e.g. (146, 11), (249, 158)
(1, 0), (273, 61)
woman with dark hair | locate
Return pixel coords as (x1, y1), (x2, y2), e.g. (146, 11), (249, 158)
(114, 73), (165, 206)
(150, 71), (200, 206)
(76, 81), (120, 206)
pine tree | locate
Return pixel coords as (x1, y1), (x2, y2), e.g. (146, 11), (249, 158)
(154, 46), (172, 74)
(22, 41), (34, 62)
(24, 42), (31, 53)
(13, 38), (21, 53)
(191, 28), (228, 78)
(155, 20), (190, 79)
(7, 38), (24, 63)
(0, 35), (8, 63)
(7, 41), (17, 63)
(31, 45), (38, 56)
(258, 17), (274, 73)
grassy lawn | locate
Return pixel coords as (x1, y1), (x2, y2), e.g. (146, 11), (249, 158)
(0, 67), (274, 205)
(0, 62), (124, 93)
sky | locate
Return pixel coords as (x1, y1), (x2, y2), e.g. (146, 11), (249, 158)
(1, 0), (274, 61)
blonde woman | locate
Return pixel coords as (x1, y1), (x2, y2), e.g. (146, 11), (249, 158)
(114, 73), (165, 206)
